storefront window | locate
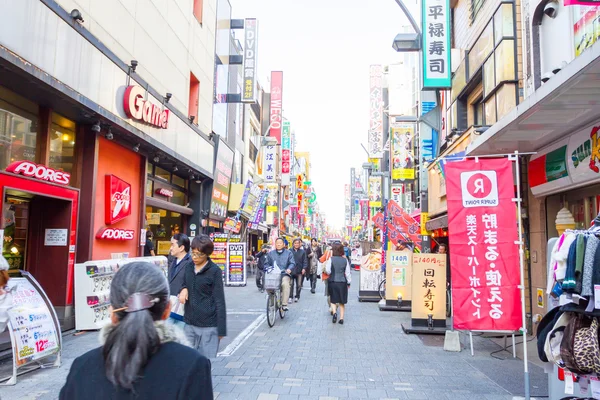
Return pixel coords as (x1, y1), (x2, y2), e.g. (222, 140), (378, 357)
(468, 23), (493, 78)
(495, 39), (516, 83)
(0, 87), (39, 170)
(485, 94), (497, 125)
(49, 113), (76, 173)
(496, 83), (517, 120)
(451, 60), (467, 103)
(171, 189), (186, 206)
(155, 166), (170, 181)
(483, 56), (495, 97)
(146, 179), (153, 197)
(546, 185), (600, 238)
(147, 163), (188, 205)
(172, 174), (185, 188)
(145, 206), (184, 255)
(494, 3), (514, 45)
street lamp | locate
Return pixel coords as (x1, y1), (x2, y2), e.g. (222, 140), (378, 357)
(392, 33), (421, 52)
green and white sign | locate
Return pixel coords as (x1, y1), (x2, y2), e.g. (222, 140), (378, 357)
(422, 0), (451, 89)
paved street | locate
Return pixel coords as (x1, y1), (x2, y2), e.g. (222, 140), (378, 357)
(0, 271), (547, 400)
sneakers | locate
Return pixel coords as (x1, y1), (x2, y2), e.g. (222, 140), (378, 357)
(289, 298), (293, 303)
(294, 297), (299, 303)
(282, 306), (289, 311)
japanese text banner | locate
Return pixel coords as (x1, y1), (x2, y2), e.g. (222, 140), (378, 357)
(446, 158), (521, 331)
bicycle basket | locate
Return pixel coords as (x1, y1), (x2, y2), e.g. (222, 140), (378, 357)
(264, 271), (282, 290)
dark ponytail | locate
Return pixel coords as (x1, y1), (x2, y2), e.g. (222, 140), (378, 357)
(103, 262), (169, 390)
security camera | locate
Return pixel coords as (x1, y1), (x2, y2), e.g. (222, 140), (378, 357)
(70, 9), (84, 23)
(91, 121), (101, 133)
(541, 72), (553, 83)
(544, 0), (558, 18)
(130, 60), (138, 73)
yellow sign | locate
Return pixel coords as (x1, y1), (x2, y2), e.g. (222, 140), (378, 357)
(156, 241), (171, 255)
(368, 176), (382, 208)
(392, 169), (415, 180)
(411, 254), (447, 320)
(267, 206), (278, 213)
(420, 212), (429, 235)
(537, 288), (544, 308)
(386, 252), (412, 302)
(146, 213), (161, 225)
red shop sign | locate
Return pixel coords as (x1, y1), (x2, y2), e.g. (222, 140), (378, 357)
(6, 161), (70, 185)
(123, 85), (170, 129)
(446, 158), (522, 331)
(105, 175), (132, 225)
(155, 188), (174, 198)
(96, 228), (134, 241)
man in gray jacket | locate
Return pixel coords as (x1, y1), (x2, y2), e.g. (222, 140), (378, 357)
(267, 238), (296, 311)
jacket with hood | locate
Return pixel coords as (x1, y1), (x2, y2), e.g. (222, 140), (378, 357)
(182, 259), (227, 337)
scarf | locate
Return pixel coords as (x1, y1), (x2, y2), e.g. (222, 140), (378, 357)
(99, 320), (190, 347)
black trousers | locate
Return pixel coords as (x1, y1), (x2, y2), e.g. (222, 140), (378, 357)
(309, 273), (318, 292)
(256, 269), (264, 289)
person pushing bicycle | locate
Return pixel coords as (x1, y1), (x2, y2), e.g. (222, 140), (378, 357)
(266, 238), (296, 311)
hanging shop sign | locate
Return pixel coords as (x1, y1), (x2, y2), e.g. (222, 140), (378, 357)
(96, 228), (135, 240)
(391, 124), (416, 181)
(446, 158), (521, 331)
(241, 182), (262, 217)
(105, 175), (132, 225)
(5, 161), (71, 185)
(155, 188), (174, 198)
(281, 121), (291, 186)
(242, 18), (258, 103)
(368, 65), (384, 158)
(226, 242), (247, 286)
(421, 0), (451, 89)
(249, 189), (268, 230)
(391, 185), (402, 205)
(262, 145), (276, 183)
(123, 85), (170, 129)
(266, 184), (279, 213)
(210, 139), (234, 221)
(368, 176), (382, 208)
(269, 71), (283, 143)
(529, 121), (600, 196)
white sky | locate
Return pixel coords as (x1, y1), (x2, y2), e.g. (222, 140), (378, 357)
(230, 0), (418, 229)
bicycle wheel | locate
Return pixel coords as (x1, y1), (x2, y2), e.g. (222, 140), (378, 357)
(378, 278), (386, 300)
(266, 292), (276, 327)
(278, 291), (286, 319)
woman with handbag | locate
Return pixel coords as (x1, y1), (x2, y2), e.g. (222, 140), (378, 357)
(325, 243), (352, 325)
(320, 244), (333, 314)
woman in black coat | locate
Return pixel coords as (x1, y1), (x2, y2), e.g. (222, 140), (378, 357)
(59, 262), (213, 400)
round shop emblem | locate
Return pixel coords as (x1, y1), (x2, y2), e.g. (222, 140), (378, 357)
(466, 173), (494, 199)
(460, 170), (499, 208)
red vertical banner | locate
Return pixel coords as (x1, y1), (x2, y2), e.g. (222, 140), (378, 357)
(269, 71), (283, 143)
(446, 158), (522, 331)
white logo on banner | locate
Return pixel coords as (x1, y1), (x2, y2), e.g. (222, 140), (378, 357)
(460, 171), (498, 208)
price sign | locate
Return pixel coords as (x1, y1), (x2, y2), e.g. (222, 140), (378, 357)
(226, 242), (247, 286)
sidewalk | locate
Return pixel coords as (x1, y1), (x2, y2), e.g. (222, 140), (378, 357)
(0, 272), (547, 399)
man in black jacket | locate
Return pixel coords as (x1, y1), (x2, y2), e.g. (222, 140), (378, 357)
(290, 238), (308, 302)
(168, 233), (192, 326)
(255, 244), (270, 292)
(179, 235), (226, 359)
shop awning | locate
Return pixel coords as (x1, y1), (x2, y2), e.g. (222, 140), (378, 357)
(468, 41), (600, 156)
(425, 214), (448, 231)
(146, 197), (194, 215)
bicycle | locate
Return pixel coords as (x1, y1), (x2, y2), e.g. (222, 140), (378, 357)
(378, 278), (386, 300)
(266, 286), (286, 327)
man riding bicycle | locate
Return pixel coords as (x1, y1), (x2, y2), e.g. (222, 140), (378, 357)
(266, 238), (296, 311)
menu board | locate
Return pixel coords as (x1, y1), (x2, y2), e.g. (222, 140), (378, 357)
(6, 277), (60, 366)
(411, 254), (447, 320)
(385, 251), (412, 302)
(211, 233), (228, 279)
(226, 242), (246, 286)
(359, 249), (384, 293)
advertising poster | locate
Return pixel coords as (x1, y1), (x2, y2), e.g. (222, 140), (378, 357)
(7, 278), (60, 365)
(359, 249), (384, 292)
(573, 6), (600, 56)
(385, 251), (412, 302)
(368, 176), (382, 208)
(242, 183), (262, 217)
(351, 247), (363, 264)
(266, 184), (279, 213)
(146, 212), (161, 225)
(210, 233), (229, 278)
(226, 242), (246, 285)
(411, 254), (447, 320)
(210, 139), (234, 221)
(391, 124), (416, 181)
(249, 189), (268, 230)
(446, 158), (522, 331)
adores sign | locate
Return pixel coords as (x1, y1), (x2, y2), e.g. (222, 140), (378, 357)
(96, 228), (134, 241)
(155, 188), (173, 198)
(123, 85), (170, 129)
(6, 161), (70, 185)
(105, 175), (132, 225)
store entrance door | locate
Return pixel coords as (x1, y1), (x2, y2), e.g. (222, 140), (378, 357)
(1, 172), (79, 330)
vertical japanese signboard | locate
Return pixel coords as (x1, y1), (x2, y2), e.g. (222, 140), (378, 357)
(249, 189), (268, 230)
(242, 19), (258, 102)
(391, 124), (416, 181)
(262, 145), (276, 182)
(226, 242), (246, 285)
(411, 254), (446, 321)
(210, 233), (229, 279)
(368, 176), (382, 208)
(446, 158), (521, 331)
(368, 65), (384, 158)
(422, 0), (451, 89)
(281, 121), (291, 186)
(344, 184), (351, 225)
(269, 71), (283, 143)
